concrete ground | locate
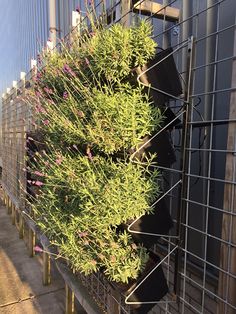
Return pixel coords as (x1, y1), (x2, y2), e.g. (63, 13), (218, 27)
(0, 196), (65, 314)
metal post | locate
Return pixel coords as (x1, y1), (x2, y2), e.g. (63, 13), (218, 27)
(43, 252), (51, 285)
(202, 0), (218, 248)
(19, 213), (24, 239)
(7, 196), (11, 215)
(162, 0), (171, 49)
(120, 0), (131, 27)
(65, 284), (75, 314)
(181, 0), (193, 84)
(11, 204), (16, 225)
(174, 36), (195, 302)
(28, 227), (35, 257)
(2, 190), (6, 206)
(173, 0), (193, 303)
(48, 0), (57, 47)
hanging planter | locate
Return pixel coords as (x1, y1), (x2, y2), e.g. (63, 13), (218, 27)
(127, 197), (173, 249)
(110, 251), (169, 314)
(131, 48), (182, 168)
(130, 130), (176, 168)
(24, 19), (173, 305)
(136, 47), (183, 107)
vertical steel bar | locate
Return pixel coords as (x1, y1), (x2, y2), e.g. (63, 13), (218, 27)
(163, 0), (171, 49)
(174, 36), (195, 306)
(173, 1), (193, 309)
(181, 0), (192, 83)
(28, 225), (35, 257)
(19, 213), (24, 239)
(7, 195), (11, 215)
(202, 3), (220, 312)
(11, 203), (16, 225)
(201, 0), (218, 260)
(218, 11), (236, 314)
(65, 284), (75, 314)
(43, 252), (51, 285)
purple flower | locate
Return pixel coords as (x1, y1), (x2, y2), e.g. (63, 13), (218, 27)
(35, 180), (43, 186)
(63, 64), (70, 72)
(56, 156), (63, 165)
(63, 64), (76, 77)
(76, 110), (85, 118)
(42, 119), (50, 126)
(36, 105), (46, 114)
(35, 90), (41, 97)
(44, 87), (53, 94)
(63, 91), (68, 99)
(34, 246), (43, 253)
(90, 31), (96, 37)
(78, 231), (88, 238)
(34, 171), (44, 177)
(36, 72), (42, 80)
(37, 54), (42, 64)
(48, 99), (55, 105)
(85, 57), (90, 66)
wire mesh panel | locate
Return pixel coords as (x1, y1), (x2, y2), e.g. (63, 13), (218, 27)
(2, 71), (35, 209)
(136, 0), (236, 313)
(1, 1), (236, 313)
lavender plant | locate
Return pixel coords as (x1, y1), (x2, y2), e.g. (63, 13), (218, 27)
(26, 18), (163, 284)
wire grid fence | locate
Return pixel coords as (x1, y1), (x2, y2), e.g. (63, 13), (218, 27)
(1, 1), (236, 313)
(140, 0), (236, 313)
(1, 71), (36, 209)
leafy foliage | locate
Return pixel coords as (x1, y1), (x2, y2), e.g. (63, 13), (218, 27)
(35, 83), (162, 154)
(26, 18), (163, 283)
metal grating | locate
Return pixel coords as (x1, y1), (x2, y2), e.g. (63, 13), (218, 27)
(1, 1), (236, 313)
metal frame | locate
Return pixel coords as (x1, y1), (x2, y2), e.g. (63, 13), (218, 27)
(1, 1), (236, 313)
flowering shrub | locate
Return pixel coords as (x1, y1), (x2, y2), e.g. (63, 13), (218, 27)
(35, 83), (162, 154)
(26, 18), (163, 283)
(73, 20), (157, 81)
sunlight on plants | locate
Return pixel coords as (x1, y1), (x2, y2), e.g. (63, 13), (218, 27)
(25, 18), (163, 284)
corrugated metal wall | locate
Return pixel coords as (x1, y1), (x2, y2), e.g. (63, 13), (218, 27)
(0, 0), (49, 94)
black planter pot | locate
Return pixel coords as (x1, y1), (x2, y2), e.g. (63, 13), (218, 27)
(132, 130), (176, 168)
(137, 47), (182, 107)
(128, 197), (173, 249)
(163, 106), (181, 130)
(110, 251), (169, 314)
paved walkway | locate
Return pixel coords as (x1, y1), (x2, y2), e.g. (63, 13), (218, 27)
(0, 194), (65, 314)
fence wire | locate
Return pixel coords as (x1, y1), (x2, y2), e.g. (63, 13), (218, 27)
(1, 1), (236, 313)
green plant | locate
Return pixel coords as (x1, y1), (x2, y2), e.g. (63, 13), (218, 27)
(34, 83), (162, 154)
(26, 17), (163, 284)
(29, 152), (159, 282)
(73, 20), (157, 81)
